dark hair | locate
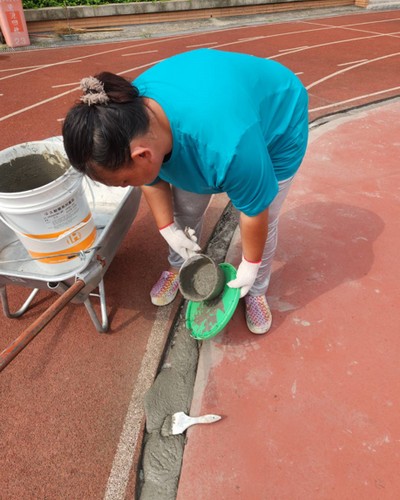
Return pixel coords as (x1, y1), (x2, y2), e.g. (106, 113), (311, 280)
(62, 72), (150, 176)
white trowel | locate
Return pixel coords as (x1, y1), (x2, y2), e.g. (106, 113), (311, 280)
(161, 411), (222, 436)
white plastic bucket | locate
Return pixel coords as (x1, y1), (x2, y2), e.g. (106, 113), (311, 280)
(0, 139), (96, 273)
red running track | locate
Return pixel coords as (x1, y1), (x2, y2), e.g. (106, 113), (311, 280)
(0, 8), (399, 499)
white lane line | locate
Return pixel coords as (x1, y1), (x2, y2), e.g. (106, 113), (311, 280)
(238, 36), (265, 42)
(0, 33), (193, 82)
(186, 42), (218, 48)
(2, 22), (399, 122)
(122, 49), (158, 57)
(269, 32), (385, 60)
(0, 64), (43, 73)
(338, 59), (368, 67)
(0, 59), (165, 122)
(213, 25), (333, 49)
(345, 17), (400, 27)
(309, 86), (400, 113)
(295, 72), (304, 76)
(301, 17), (400, 28)
(137, 23), (400, 62)
(103, 305), (175, 500)
(306, 52), (400, 90)
(337, 25), (400, 38)
(0, 61), (81, 73)
(52, 81), (81, 88)
(116, 60), (166, 77)
(279, 45), (309, 53)
(0, 88), (80, 122)
(215, 26), (398, 53)
(0, 59), (88, 81)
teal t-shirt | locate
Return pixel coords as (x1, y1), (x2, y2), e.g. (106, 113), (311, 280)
(134, 49), (308, 216)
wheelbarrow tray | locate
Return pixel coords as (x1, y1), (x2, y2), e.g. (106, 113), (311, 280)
(0, 182), (142, 330)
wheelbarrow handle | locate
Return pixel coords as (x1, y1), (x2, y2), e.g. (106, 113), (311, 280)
(0, 279), (86, 373)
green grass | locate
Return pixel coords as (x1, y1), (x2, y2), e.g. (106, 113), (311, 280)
(23, 0), (158, 9)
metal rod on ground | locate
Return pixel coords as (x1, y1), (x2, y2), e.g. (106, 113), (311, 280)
(0, 279), (86, 373)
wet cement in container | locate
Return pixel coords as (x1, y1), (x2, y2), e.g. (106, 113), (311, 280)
(0, 153), (69, 193)
(190, 262), (215, 297)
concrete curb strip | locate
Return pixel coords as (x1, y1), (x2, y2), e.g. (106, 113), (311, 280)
(138, 202), (240, 498)
(24, 0), (314, 21)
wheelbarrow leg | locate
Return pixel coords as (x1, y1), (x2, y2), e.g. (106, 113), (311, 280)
(0, 285), (40, 318)
(83, 279), (109, 333)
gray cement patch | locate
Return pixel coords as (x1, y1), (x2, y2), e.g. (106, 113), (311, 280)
(137, 202), (239, 499)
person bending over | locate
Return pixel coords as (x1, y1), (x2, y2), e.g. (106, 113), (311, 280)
(62, 49), (309, 335)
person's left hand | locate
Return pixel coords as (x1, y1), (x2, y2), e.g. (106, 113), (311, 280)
(159, 223), (201, 260)
(227, 257), (261, 298)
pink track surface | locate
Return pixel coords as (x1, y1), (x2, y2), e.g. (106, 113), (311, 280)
(178, 97), (400, 500)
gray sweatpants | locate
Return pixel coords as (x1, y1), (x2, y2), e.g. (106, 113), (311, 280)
(168, 175), (294, 297)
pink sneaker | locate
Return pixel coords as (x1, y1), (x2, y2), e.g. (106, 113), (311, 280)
(244, 295), (272, 334)
(150, 271), (179, 306)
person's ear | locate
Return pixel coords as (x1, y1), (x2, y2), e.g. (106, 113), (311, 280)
(131, 146), (151, 162)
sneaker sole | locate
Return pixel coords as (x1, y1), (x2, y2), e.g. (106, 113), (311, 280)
(151, 292), (178, 307)
(247, 322), (272, 335)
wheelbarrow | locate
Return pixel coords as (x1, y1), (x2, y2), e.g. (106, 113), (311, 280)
(0, 178), (141, 372)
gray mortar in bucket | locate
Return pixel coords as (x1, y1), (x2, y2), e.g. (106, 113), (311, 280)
(138, 203), (240, 499)
(179, 254), (226, 302)
(0, 153), (70, 193)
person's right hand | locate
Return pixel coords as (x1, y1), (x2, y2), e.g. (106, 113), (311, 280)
(159, 223), (201, 260)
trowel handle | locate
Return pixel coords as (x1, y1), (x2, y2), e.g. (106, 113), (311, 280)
(192, 414), (222, 425)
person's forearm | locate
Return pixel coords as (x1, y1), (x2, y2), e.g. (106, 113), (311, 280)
(240, 208), (269, 262)
(141, 181), (174, 228)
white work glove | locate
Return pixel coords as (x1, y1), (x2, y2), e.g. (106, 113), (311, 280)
(159, 223), (201, 260)
(227, 257), (261, 298)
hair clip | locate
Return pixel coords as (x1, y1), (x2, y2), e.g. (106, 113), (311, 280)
(79, 76), (110, 105)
